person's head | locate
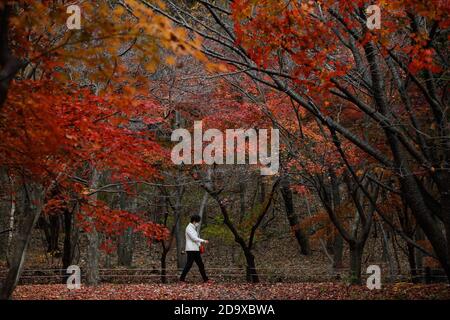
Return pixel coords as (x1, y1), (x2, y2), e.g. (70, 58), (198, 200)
(190, 214), (201, 226)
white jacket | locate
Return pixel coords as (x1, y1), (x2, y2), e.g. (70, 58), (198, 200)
(185, 223), (206, 251)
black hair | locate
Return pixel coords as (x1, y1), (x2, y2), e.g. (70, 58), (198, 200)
(190, 214), (201, 223)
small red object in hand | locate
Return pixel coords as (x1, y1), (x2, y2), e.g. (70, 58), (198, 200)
(199, 244), (205, 254)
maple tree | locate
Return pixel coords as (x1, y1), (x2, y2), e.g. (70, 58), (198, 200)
(0, 0), (206, 299)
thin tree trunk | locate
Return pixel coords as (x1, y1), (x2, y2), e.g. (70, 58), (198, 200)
(48, 214), (60, 254)
(86, 230), (99, 285)
(197, 188), (209, 230)
(0, 169), (12, 261)
(61, 206), (75, 283)
(332, 234), (344, 269)
(349, 243), (363, 285)
(117, 227), (133, 267)
(6, 174), (15, 265)
(117, 192), (135, 267)
(244, 250), (259, 283)
(160, 249), (168, 284)
(0, 183), (43, 300)
(329, 168), (344, 269)
(379, 222), (396, 282)
(280, 176), (310, 255)
(175, 216), (185, 270)
(0, 4), (23, 109)
(86, 169), (100, 286)
(174, 183), (186, 270)
(407, 242), (418, 283)
(415, 228), (425, 282)
(437, 170), (450, 282)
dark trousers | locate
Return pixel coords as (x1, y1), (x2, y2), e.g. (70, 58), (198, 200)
(180, 251), (208, 282)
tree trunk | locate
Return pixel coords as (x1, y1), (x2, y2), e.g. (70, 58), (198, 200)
(437, 169), (450, 282)
(280, 176), (310, 255)
(62, 208), (74, 269)
(61, 207), (74, 283)
(332, 234), (344, 269)
(401, 175), (450, 282)
(48, 214), (60, 254)
(244, 250), (259, 283)
(104, 240), (112, 269)
(0, 168), (10, 261)
(0, 183), (43, 300)
(6, 187), (15, 266)
(197, 189), (208, 229)
(174, 184), (186, 270)
(328, 168), (343, 269)
(415, 228), (425, 282)
(85, 169), (100, 286)
(380, 223), (396, 282)
(175, 213), (186, 270)
(0, 4), (23, 109)
(116, 191), (135, 267)
(349, 243), (363, 285)
(407, 242), (418, 283)
(37, 214), (60, 254)
(86, 230), (99, 285)
(117, 227), (133, 267)
(160, 249), (168, 284)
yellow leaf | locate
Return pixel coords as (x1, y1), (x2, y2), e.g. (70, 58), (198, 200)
(166, 56), (176, 65)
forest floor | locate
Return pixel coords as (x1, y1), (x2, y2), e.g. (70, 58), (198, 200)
(12, 282), (450, 300)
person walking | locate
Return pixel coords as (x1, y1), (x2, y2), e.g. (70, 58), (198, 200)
(179, 214), (210, 283)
